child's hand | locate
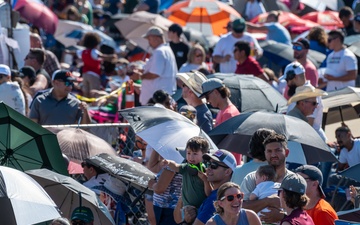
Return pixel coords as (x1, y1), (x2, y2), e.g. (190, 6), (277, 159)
(198, 171), (208, 182)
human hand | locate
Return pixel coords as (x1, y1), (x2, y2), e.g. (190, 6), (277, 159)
(148, 178), (156, 189)
(350, 185), (358, 199)
(223, 54), (231, 62)
(197, 171), (208, 182)
(78, 101), (88, 111)
(260, 207), (284, 223)
(324, 74), (335, 81)
(183, 205), (197, 224)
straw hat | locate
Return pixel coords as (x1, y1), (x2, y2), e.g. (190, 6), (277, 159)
(177, 71), (207, 97)
(287, 85), (327, 105)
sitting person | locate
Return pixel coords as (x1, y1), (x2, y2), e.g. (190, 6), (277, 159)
(71, 206), (94, 225)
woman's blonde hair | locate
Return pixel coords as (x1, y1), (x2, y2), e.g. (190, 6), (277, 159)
(187, 44), (206, 64)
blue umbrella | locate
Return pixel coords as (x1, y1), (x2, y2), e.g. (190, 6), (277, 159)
(339, 163), (360, 182)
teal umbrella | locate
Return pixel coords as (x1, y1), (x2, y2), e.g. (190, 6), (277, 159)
(0, 102), (68, 175)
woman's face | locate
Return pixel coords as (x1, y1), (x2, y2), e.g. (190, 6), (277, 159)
(193, 49), (204, 65)
(218, 187), (243, 214)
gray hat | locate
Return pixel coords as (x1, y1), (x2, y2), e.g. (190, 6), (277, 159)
(295, 165), (326, 198)
(203, 149), (237, 172)
(199, 78), (224, 98)
(142, 26), (164, 38)
(280, 173), (307, 194)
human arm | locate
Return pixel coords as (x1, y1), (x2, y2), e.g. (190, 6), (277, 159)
(28, 74), (49, 97)
(151, 168), (175, 194)
(337, 162), (348, 172)
(245, 209), (262, 225)
(141, 72), (160, 80)
(242, 196), (281, 213)
(324, 70), (357, 82)
(212, 55), (232, 64)
(249, 193), (258, 201)
(198, 171), (212, 196)
(205, 218), (216, 225)
(147, 150), (163, 173)
(173, 197), (184, 223)
(245, 22), (268, 32)
(259, 206), (286, 224)
(337, 149), (349, 172)
(162, 159), (180, 173)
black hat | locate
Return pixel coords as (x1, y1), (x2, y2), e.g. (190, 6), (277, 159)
(19, 66), (36, 79)
(52, 70), (76, 82)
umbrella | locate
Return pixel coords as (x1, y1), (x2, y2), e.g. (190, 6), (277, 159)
(339, 163), (360, 183)
(87, 153), (156, 190)
(0, 166), (61, 225)
(347, 41), (360, 58)
(301, 11), (343, 29)
(208, 73), (288, 113)
(337, 209), (360, 222)
(26, 168), (115, 225)
(119, 106), (218, 163)
(299, 0), (344, 12)
(14, 0), (58, 34)
(115, 11), (173, 51)
(54, 20), (117, 49)
(0, 102), (68, 175)
(165, 0), (241, 36)
(208, 111), (337, 165)
(183, 27), (211, 49)
(56, 128), (117, 164)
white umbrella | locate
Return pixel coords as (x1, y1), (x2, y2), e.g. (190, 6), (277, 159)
(115, 11), (173, 51)
(0, 166), (61, 225)
(299, 0), (344, 11)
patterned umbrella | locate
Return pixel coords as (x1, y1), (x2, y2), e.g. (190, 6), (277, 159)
(165, 0), (241, 36)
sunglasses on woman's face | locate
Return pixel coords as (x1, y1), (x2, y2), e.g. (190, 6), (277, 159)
(220, 193), (244, 201)
(205, 161), (229, 170)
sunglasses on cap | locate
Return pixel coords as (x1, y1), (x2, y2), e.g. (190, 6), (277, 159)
(292, 45), (303, 51)
(205, 161), (229, 170)
(220, 193), (244, 201)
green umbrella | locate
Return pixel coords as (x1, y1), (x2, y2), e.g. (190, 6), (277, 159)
(0, 102), (68, 175)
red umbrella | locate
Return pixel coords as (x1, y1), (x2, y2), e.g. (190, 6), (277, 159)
(251, 11), (319, 34)
(301, 11), (343, 29)
(14, 0), (58, 34)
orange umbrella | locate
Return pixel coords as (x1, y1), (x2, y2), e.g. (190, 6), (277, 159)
(165, 0), (241, 36)
(251, 11), (319, 33)
(301, 11), (343, 29)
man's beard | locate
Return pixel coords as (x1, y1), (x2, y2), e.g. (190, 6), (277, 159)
(287, 84), (297, 97)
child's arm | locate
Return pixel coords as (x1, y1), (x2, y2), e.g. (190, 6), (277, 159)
(249, 193), (258, 201)
(198, 171), (213, 196)
(162, 159), (180, 173)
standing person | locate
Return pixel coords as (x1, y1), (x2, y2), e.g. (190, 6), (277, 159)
(206, 182), (262, 225)
(29, 70), (91, 125)
(0, 64), (26, 115)
(179, 44), (208, 73)
(278, 173), (315, 225)
(212, 18), (263, 73)
(339, 6), (357, 36)
(244, 0), (265, 21)
(324, 30), (358, 91)
(71, 206), (94, 225)
(295, 165), (338, 225)
(246, 11), (292, 46)
(200, 78), (241, 164)
(177, 71), (213, 133)
(168, 23), (189, 70)
(137, 26), (177, 105)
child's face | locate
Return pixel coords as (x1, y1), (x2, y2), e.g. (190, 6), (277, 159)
(186, 149), (203, 164)
(255, 172), (266, 185)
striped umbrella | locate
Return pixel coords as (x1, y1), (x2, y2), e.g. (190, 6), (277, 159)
(165, 0), (241, 36)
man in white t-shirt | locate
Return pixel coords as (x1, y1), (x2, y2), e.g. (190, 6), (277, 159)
(138, 26), (177, 105)
(324, 30), (358, 91)
(212, 18), (263, 73)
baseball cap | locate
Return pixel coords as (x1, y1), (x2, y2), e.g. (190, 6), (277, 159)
(232, 18), (246, 33)
(177, 71), (208, 97)
(71, 206), (94, 223)
(282, 62), (305, 81)
(0, 64), (11, 76)
(203, 149), (237, 172)
(142, 26), (164, 38)
(11, 69), (23, 78)
(295, 165), (326, 198)
(280, 173), (307, 195)
(292, 38), (310, 49)
(19, 66), (36, 79)
(199, 78), (224, 98)
(52, 70), (76, 82)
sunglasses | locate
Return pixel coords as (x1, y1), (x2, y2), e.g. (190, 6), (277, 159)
(292, 45), (303, 51)
(205, 89), (215, 100)
(205, 161), (229, 170)
(64, 81), (74, 87)
(303, 100), (318, 106)
(328, 37), (338, 43)
(195, 54), (203, 58)
(220, 193), (244, 201)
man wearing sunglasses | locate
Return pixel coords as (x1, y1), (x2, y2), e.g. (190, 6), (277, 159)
(70, 206), (94, 225)
(174, 149), (236, 225)
(29, 70), (91, 125)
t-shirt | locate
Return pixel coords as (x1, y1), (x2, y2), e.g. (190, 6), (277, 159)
(231, 161), (268, 186)
(179, 62), (208, 73)
(306, 199), (338, 225)
(339, 139), (360, 167)
(264, 22), (292, 46)
(196, 189), (217, 224)
(252, 181), (278, 200)
(0, 81), (26, 115)
(281, 207), (314, 225)
(235, 56), (264, 76)
(215, 103), (240, 127)
(170, 41), (189, 70)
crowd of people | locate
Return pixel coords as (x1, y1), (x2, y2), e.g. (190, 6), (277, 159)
(2, 0), (360, 224)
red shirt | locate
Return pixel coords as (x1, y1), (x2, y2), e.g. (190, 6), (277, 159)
(235, 56), (264, 77)
(82, 49), (101, 76)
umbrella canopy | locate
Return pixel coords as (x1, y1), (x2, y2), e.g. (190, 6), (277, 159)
(301, 11), (343, 29)
(56, 128), (117, 164)
(115, 11), (173, 51)
(54, 20), (117, 49)
(299, 0), (344, 12)
(208, 73), (288, 113)
(337, 209), (360, 223)
(14, 0), (58, 34)
(339, 163), (360, 183)
(0, 166), (61, 225)
(183, 27), (211, 49)
(208, 111), (337, 165)
(165, 0), (241, 36)
(87, 153), (156, 190)
(26, 168), (115, 225)
(0, 102), (68, 175)
(119, 106), (218, 163)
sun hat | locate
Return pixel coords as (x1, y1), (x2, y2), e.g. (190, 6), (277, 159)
(199, 78), (224, 98)
(177, 71), (208, 97)
(295, 165), (326, 198)
(287, 85), (327, 105)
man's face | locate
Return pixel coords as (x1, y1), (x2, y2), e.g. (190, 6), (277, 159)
(299, 97), (318, 116)
(265, 142), (288, 168)
(181, 84), (191, 100)
(206, 159), (229, 183)
(327, 35), (339, 50)
(297, 172), (314, 195)
(24, 54), (36, 67)
(147, 35), (160, 49)
(53, 79), (73, 95)
(205, 89), (218, 107)
(336, 131), (350, 148)
(293, 44), (306, 60)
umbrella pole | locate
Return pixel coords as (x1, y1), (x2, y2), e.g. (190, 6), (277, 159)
(339, 106), (344, 124)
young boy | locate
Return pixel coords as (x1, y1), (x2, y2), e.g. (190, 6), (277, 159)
(163, 136), (211, 209)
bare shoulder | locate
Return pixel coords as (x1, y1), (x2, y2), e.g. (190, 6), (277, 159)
(205, 217), (216, 225)
(244, 209), (261, 225)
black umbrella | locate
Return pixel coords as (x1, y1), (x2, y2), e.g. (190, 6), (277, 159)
(208, 74), (288, 113)
(0, 102), (68, 175)
(208, 111), (337, 165)
(339, 163), (360, 183)
(87, 153), (156, 191)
